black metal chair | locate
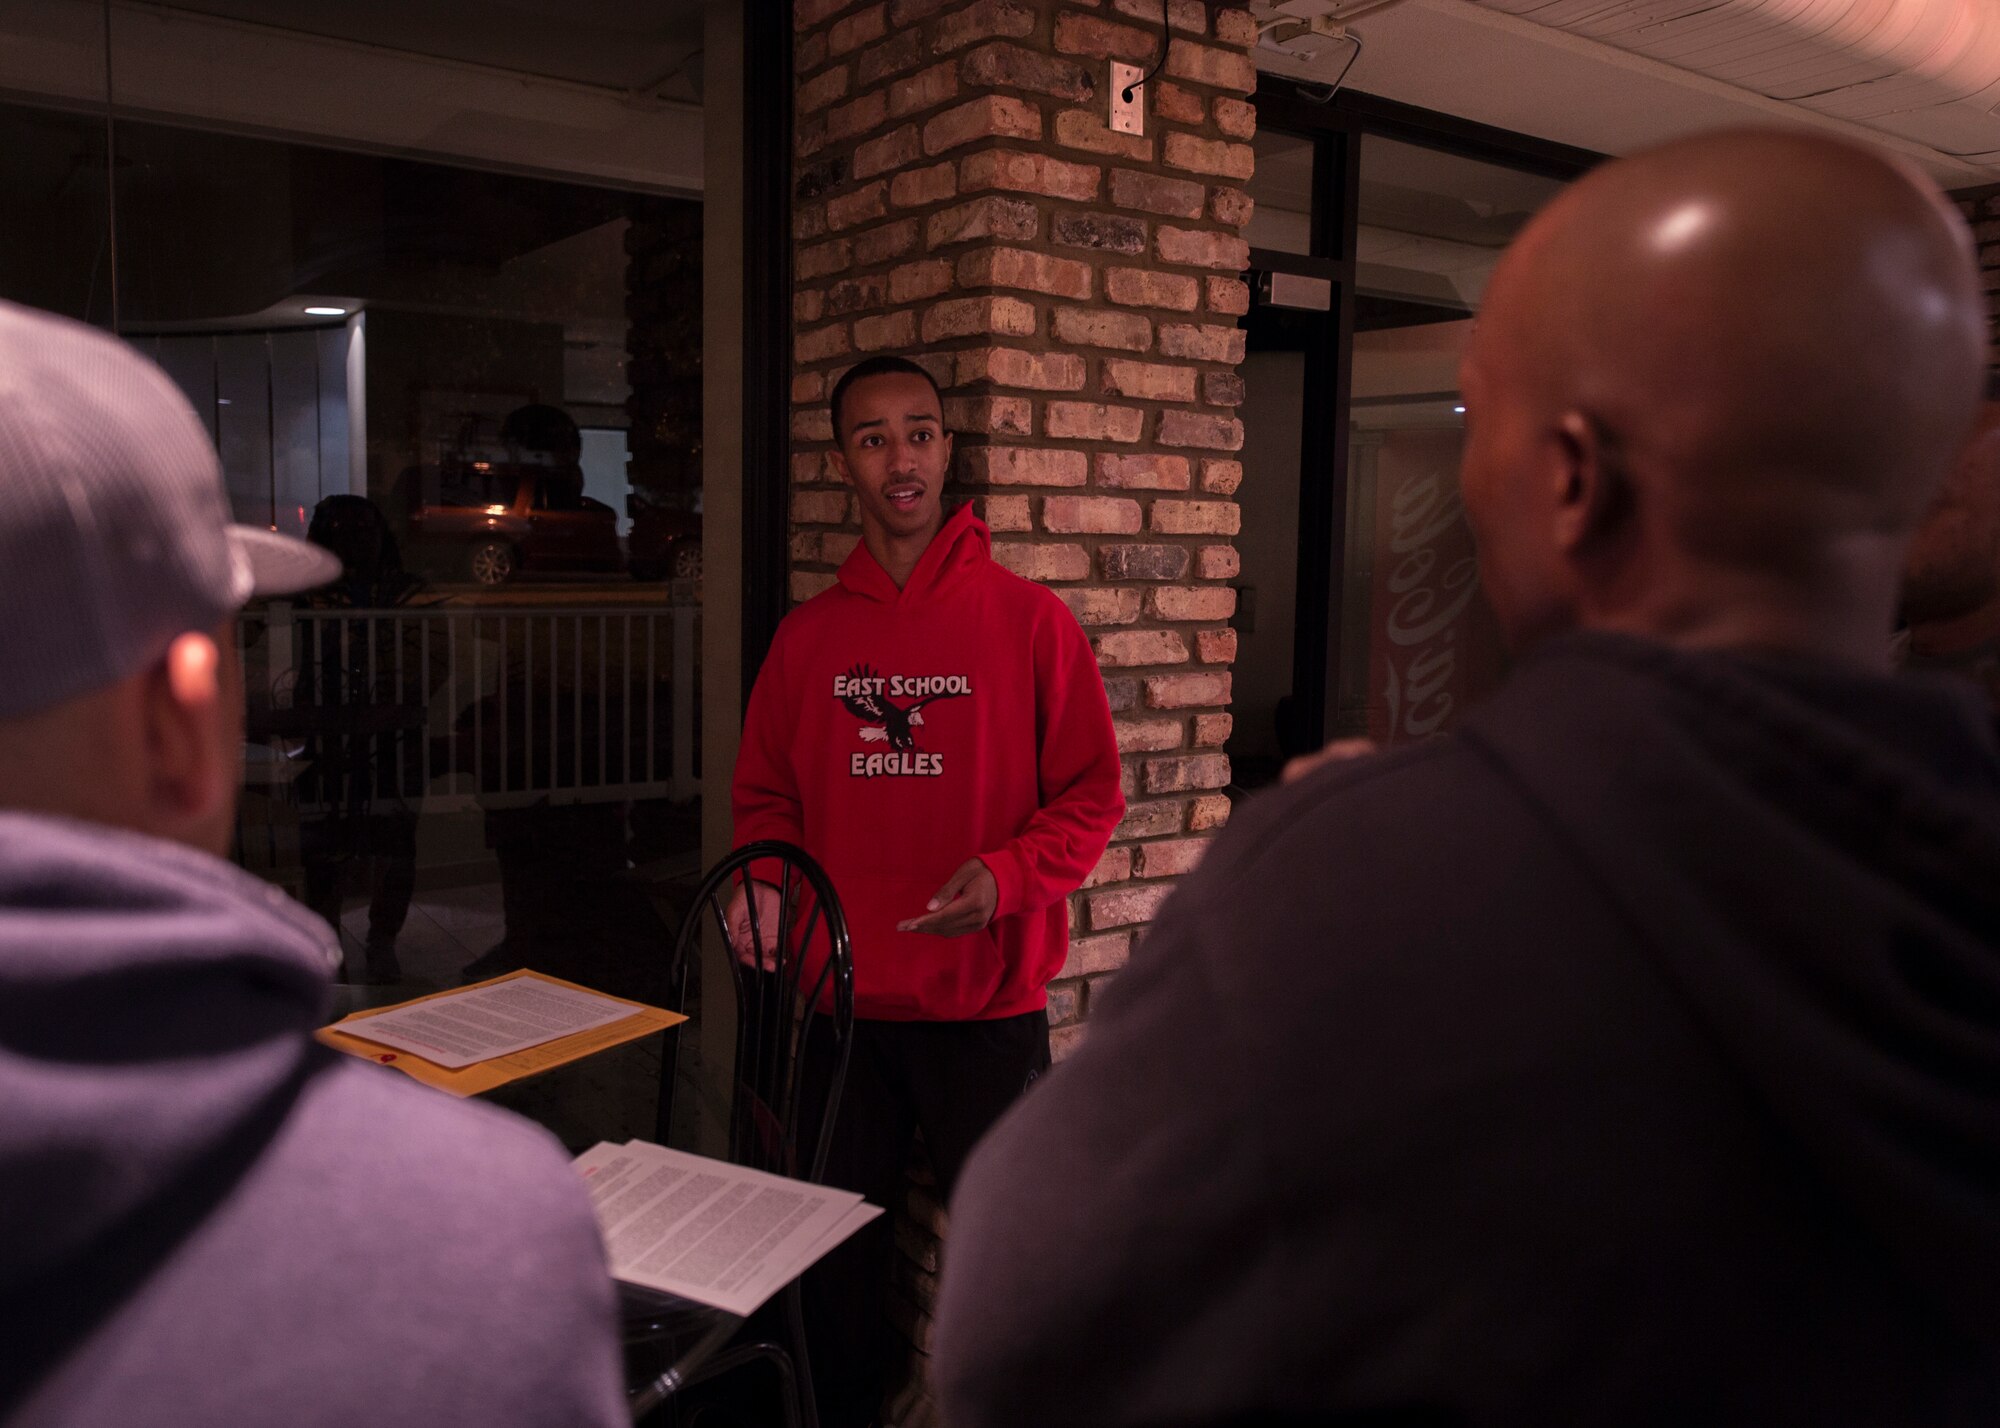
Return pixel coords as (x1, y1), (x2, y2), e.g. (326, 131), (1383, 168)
(630, 840), (855, 1428)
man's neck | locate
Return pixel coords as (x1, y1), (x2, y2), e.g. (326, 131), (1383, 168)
(862, 513), (945, 590)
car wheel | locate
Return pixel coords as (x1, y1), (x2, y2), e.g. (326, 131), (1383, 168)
(671, 541), (703, 580)
(469, 540), (516, 586)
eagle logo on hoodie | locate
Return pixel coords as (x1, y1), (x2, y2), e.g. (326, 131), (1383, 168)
(836, 663), (967, 751)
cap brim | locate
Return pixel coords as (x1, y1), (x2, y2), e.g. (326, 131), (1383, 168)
(226, 525), (343, 600)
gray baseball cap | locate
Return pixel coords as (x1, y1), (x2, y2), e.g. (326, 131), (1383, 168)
(0, 299), (340, 720)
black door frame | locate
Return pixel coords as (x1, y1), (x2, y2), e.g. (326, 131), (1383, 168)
(1247, 80), (1601, 752)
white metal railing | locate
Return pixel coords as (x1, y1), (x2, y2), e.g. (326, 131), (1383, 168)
(239, 601), (700, 813)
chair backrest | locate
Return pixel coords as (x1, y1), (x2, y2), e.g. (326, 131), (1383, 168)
(657, 840), (854, 1184)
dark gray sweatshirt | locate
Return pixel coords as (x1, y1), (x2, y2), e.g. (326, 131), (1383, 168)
(0, 813), (626, 1427)
(937, 633), (2000, 1428)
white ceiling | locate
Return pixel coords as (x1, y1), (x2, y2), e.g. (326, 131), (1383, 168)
(1260, 0), (2000, 187)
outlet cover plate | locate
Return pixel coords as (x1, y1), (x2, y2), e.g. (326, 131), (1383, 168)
(1109, 62), (1144, 135)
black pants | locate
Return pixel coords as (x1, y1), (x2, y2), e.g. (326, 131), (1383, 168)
(799, 1012), (1050, 1428)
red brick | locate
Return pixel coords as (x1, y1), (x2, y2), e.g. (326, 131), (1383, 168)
(1101, 359), (1197, 402)
(795, 289), (826, 324)
(827, 3), (887, 57)
(962, 43), (1093, 100)
(1045, 402), (1145, 442)
(1164, 133), (1254, 181)
(1105, 267), (1200, 311)
(1117, 800), (1184, 838)
(1143, 753), (1230, 793)
(796, 29), (828, 73)
(1088, 882), (1173, 930)
(936, 0), (1036, 51)
(1104, 677), (1141, 713)
(1156, 225), (1251, 271)
(795, 202), (828, 242)
(1136, 836), (1211, 877)
(827, 91), (889, 143)
(942, 395), (1033, 435)
(1147, 585), (1237, 621)
(1054, 13), (1156, 62)
(792, 372), (826, 405)
(798, 65), (850, 116)
(889, 258), (954, 303)
(961, 446), (1088, 487)
(1197, 628), (1238, 663)
(994, 542), (1091, 581)
(890, 162), (958, 208)
(792, 569), (839, 601)
(1151, 498), (1241, 534)
(1214, 7), (1258, 46)
(1197, 544), (1240, 579)
(1084, 846), (1134, 888)
(1152, 80), (1205, 125)
(825, 275), (886, 315)
(1193, 712), (1232, 746)
(1200, 458), (1243, 493)
(1164, 41), (1256, 94)
(793, 490), (849, 524)
(797, 113), (828, 159)
(1116, 717), (1184, 753)
(1209, 185), (1254, 228)
(1051, 211), (1147, 254)
(797, 0), (854, 27)
(1045, 495), (1144, 535)
(798, 238), (853, 281)
(1046, 980), (1083, 1024)
(1203, 371), (1246, 406)
(1109, 169), (1205, 219)
(1053, 307), (1153, 352)
(924, 95), (1042, 155)
(1214, 96), (1256, 139)
(853, 310), (918, 351)
(1112, 0), (1207, 31)
(961, 150), (1102, 203)
(980, 493), (1033, 531)
(891, 60), (960, 118)
(1051, 1024), (1088, 1062)
(1061, 588), (1144, 626)
(1097, 629), (1189, 666)
(922, 296), (1038, 342)
(797, 155), (849, 202)
(1159, 322), (1247, 363)
(1207, 276), (1251, 315)
(1053, 109), (1154, 162)
(911, 351), (955, 389)
(1158, 411), (1245, 451)
(826, 182), (888, 231)
(789, 450), (826, 484)
(1063, 930), (1134, 979)
(857, 26), (925, 85)
(957, 347), (1087, 391)
(959, 247), (1095, 299)
(854, 125), (921, 180)
(1096, 453), (1190, 489)
(1098, 544), (1190, 580)
(1146, 671), (1230, 708)
(1187, 796), (1231, 832)
(792, 408), (836, 443)
(795, 322), (851, 364)
(926, 195), (1040, 249)
(854, 220), (918, 265)
(890, 0), (958, 21)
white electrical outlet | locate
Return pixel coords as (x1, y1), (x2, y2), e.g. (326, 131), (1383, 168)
(1109, 61), (1144, 136)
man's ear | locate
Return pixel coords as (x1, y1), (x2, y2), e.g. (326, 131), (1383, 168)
(142, 632), (232, 842)
(828, 446), (854, 485)
(1550, 409), (1631, 555)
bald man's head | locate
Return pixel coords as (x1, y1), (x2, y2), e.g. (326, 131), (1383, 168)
(1459, 129), (1986, 664)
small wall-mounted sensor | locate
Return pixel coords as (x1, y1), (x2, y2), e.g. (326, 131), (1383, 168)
(1109, 61), (1144, 136)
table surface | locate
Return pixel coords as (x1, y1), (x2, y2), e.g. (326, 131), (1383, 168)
(620, 1281), (745, 1413)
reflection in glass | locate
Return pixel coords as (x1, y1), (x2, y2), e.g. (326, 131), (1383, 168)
(1245, 129), (1316, 257)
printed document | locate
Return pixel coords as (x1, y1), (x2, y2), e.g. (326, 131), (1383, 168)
(575, 1140), (882, 1316)
(334, 975), (640, 1069)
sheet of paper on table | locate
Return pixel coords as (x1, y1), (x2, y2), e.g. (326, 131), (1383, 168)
(575, 1140), (883, 1317)
(319, 970), (685, 1097)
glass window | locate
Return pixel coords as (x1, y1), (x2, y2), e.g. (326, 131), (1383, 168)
(1336, 138), (1568, 744)
(1245, 129), (1317, 257)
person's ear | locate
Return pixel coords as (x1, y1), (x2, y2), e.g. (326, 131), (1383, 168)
(142, 632), (233, 850)
(1550, 410), (1631, 555)
(828, 445), (854, 485)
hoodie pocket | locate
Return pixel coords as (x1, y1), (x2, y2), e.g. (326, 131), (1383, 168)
(834, 871), (1007, 1019)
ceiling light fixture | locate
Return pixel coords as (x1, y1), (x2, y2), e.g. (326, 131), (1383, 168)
(303, 305), (349, 317)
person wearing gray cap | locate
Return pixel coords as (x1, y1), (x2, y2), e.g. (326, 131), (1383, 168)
(0, 300), (626, 1427)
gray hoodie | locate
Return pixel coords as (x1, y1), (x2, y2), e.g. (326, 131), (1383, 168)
(0, 813), (626, 1427)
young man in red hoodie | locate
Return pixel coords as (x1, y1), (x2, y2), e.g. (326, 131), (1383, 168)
(729, 353), (1124, 1427)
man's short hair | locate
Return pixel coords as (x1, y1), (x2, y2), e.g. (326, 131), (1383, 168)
(830, 356), (945, 441)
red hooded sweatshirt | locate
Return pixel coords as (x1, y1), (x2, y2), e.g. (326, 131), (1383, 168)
(733, 505), (1124, 1021)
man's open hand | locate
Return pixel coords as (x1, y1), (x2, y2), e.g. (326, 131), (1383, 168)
(898, 858), (998, 936)
(725, 880), (786, 970)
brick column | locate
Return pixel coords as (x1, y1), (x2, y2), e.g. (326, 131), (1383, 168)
(789, 2), (1255, 1418)
(1955, 183), (2000, 364)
